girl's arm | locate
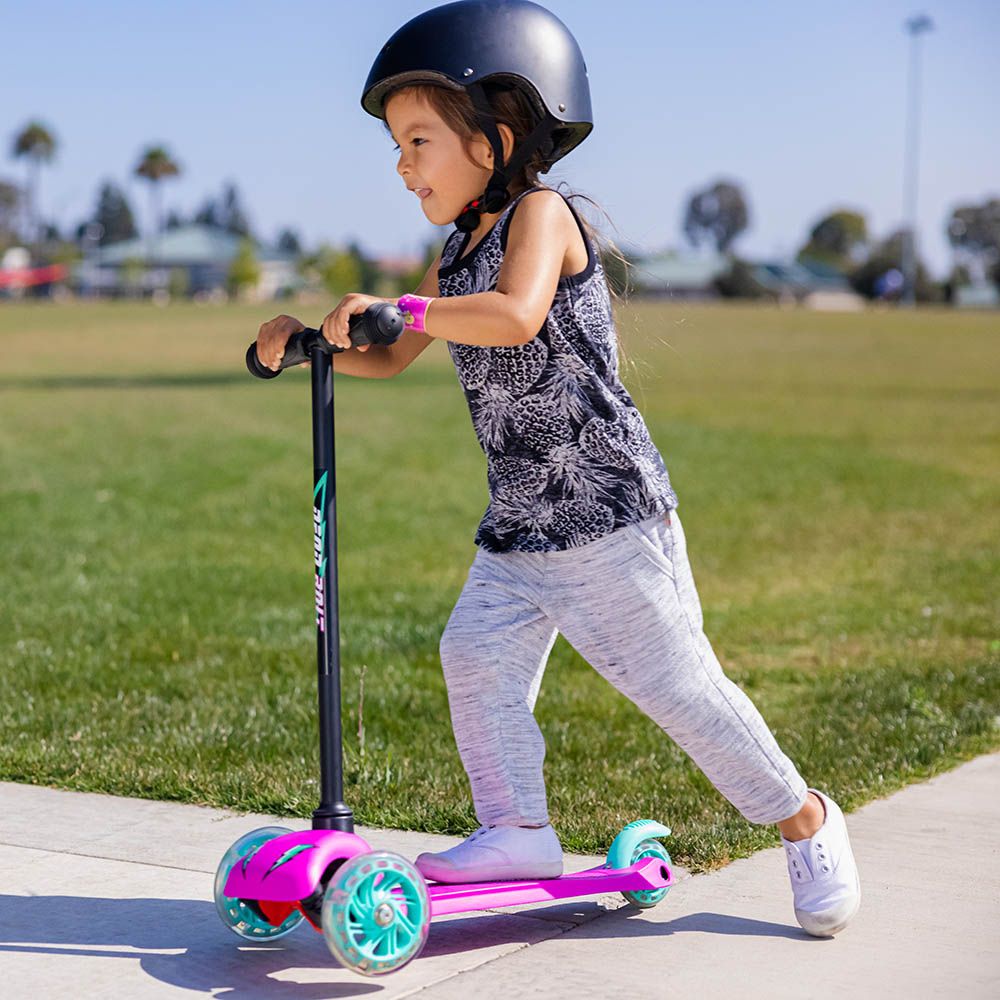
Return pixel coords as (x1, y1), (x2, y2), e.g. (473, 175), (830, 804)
(323, 191), (573, 363)
(328, 338), (397, 378)
(422, 190), (574, 348)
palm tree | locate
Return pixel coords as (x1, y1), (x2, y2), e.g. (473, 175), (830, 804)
(11, 121), (57, 249)
(134, 146), (180, 264)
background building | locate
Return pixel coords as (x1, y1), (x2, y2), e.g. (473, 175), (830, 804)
(82, 224), (301, 300)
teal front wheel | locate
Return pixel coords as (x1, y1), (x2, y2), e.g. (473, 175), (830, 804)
(214, 826), (305, 940)
(321, 851), (431, 976)
(621, 838), (673, 909)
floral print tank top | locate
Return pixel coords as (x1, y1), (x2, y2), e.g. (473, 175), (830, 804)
(437, 186), (678, 553)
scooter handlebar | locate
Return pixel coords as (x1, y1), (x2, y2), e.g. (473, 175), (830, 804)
(245, 301), (405, 379)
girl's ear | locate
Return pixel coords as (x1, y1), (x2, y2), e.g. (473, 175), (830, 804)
(474, 123), (516, 170)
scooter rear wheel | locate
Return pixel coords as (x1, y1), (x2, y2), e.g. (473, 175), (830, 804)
(214, 826), (306, 940)
(321, 851), (430, 976)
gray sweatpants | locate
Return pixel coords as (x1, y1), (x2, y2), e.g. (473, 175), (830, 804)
(439, 510), (809, 828)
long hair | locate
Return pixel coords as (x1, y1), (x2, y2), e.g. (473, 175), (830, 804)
(382, 82), (635, 369)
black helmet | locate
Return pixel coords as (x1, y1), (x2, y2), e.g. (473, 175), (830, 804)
(361, 0), (594, 232)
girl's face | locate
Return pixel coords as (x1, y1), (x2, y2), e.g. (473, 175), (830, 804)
(385, 89), (512, 229)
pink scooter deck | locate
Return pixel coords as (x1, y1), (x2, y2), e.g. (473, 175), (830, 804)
(426, 855), (673, 916)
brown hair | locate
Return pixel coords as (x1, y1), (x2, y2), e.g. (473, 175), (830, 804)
(383, 82), (635, 368)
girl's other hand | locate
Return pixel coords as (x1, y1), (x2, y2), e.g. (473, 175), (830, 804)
(320, 293), (395, 352)
(257, 314), (306, 371)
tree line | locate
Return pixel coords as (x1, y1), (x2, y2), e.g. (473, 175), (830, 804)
(679, 179), (1000, 304)
(4, 120), (998, 303)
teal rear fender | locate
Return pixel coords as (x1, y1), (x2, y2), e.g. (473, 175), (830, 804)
(606, 819), (672, 870)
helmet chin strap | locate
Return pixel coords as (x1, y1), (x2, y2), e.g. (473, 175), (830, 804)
(453, 82), (558, 234)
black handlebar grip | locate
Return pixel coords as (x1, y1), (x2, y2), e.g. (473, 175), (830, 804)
(245, 302), (406, 379)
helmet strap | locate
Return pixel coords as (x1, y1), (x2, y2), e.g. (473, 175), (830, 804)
(454, 82), (558, 233)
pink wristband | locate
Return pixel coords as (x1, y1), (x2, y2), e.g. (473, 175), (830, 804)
(398, 293), (432, 334)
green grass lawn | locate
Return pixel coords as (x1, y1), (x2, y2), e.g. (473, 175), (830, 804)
(1, 299), (997, 871)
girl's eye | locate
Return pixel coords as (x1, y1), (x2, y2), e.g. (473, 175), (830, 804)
(392, 138), (425, 152)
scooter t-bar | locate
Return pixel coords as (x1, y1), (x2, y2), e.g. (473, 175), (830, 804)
(245, 302), (404, 830)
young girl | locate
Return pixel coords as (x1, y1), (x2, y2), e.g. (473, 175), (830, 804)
(255, 0), (861, 938)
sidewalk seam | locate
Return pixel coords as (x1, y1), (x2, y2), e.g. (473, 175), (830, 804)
(0, 841), (214, 876)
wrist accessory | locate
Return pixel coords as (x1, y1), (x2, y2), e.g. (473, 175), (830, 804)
(398, 294), (432, 333)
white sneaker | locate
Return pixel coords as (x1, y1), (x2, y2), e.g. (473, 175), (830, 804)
(782, 788), (861, 936)
(415, 823), (564, 884)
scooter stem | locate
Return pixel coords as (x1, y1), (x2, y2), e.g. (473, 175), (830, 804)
(309, 345), (354, 832)
(245, 303), (403, 832)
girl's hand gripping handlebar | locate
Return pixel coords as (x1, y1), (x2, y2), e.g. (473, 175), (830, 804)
(246, 302), (405, 379)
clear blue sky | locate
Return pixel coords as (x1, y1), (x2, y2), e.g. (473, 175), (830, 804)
(4, 0), (997, 277)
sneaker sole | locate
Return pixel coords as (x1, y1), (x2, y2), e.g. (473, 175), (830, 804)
(795, 870), (861, 937)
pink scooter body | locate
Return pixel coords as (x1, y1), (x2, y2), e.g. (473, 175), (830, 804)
(426, 855), (673, 916)
(224, 829), (371, 902)
(225, 827), (673, 917)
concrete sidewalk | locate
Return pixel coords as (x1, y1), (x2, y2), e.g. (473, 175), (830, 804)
(1, 754), (998, 998)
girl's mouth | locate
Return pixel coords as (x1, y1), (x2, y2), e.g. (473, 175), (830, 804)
(416, 188), (432, 200)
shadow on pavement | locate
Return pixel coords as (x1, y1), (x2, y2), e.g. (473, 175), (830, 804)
(0, 893), (809, 996)
(615, 908), (810, 941)
(0, 894), (376, 999)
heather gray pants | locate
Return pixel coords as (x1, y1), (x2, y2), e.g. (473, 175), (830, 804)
(438, 509), (809, 828)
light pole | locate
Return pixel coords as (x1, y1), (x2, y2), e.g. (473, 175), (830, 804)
(901, 13), (934, 307)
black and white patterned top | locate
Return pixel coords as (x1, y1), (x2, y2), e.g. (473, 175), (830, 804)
(437, 185), (678, 553)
